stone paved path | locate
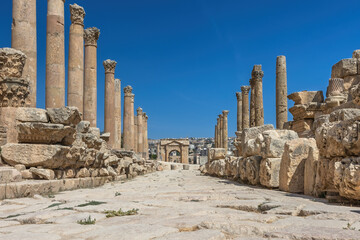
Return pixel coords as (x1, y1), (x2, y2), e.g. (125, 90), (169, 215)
(0, 168), (360, 240)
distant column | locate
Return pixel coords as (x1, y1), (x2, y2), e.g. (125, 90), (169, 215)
(130, 94), (135, 151)
(67, 4), (85, 113)
(12, 0), (37, 107)
(236, 92), (242, 132)
(103, 59), (117, 148)
(123, 86), (133, 150)
(83, 27), (100, 127)
(241, 86), (251, 129)
(249, 78), (256, 127)
(222, 110), (229, 150)
(252, 65), (264, 126)
(137, 108), (144, 155)
(216, 118), (220, 147)
(143, 113), (149, 159)
(214, 124), (217, 148)
(114, 79), (122, 149)
(46, 0), (65, 108)
(276, 56), (288, 129)
(219, 114), (224, 148)
(134, 115), (138, 152)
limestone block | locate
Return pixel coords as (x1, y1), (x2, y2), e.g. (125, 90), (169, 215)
(1, 143), (71, 168)
(312, 114), (330, 131)
(304, 146), (319, 196)
(76, 168), (90, 178)
(334, 157), (360, 200)
(54, 170), (64, 179)
(329, 108), (360, 122)
(17, 122), (76, 145)
(208, 148), (226, 161)
(107, 166), (117, 177)
(29, 168), (55, 180)
(14, 164), (25, 171)
(343, 75), (360, 92)
(16, 108), (49, 123)
(279, 138), (316, 193)
(260, 158), (281, 188)
(47, 107), (82, 126)
(63, 178), (80, 191)
(76, 121), (90, 133)
(288, 91), (324, 105)
(291, 119), (313, 133)
(0, 166), (22, 183)
(65, 169), (76, 178)
(79, 177), (93, 189)
(260, 130), (298, 158)
(0, 184), (5, 200)
(243, 138), (261, 157)
(239, 157), (247, 182)
(242, 125), (274, 157)
(289, 103), (323, 120)
(89, 127), (101, 138)
(331, 58), (358, 78)
(315, 157), (341, 195)
(245, 156), (262, 185)
(99, 168), (109, 176)
(5, 181), (34, 199)
(0, 48), (26, 79)
(21, 169), (34, 179)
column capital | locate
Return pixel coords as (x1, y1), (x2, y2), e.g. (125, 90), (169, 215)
(103, 59), (117, 74)
(70, 4), (85, 26)
(251, 65), (264, 80)
(222, 110), (229, 117)
(241, 86), (251, 94)
(84, 27), (100, 47)
(236, 92), (242, 101)
(143, 112), (148, 121)
(137, 107), (143, 115)
(218, 114), (222, 118)
(124, 85), (133, 96)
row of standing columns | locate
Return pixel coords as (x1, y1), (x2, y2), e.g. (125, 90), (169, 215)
(214, 110), (229, 150)
(10, 0), (149, 157)
(236, 59), (288, 132)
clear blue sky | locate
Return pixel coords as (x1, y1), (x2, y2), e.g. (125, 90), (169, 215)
(0, 0), (359, 139)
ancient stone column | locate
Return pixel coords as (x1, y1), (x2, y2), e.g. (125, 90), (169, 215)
(137, 107), (144, 155)
(12, 0), (37, 107)
(46, 0), (65, 108)
(276, 56), (288, 129)
(216, 118), (220, 148)
(67, 4), (85, 113)
(83, 27), (100, 127)
(114, 79), (121, 149)
(143, 112), (149, 159)
(103, 59), (117, 148)
(130, 94), (135, 151)
(241, 86), (251, 129)
(236, 92), (242, 132)
(219, 114), (224, 148)
(252, 65), (264, 126)
(214, 124), (217, 148)
(249, 78), (256, 127)
(123, 86), (133, 150)
(134, 115), (138, 152)
(222, 110), (229, 150)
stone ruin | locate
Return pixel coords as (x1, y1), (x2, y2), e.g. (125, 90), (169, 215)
(204, 50), (360, 203)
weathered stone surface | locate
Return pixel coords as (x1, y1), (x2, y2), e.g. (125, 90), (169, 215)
(65, 169), (76, 178)
(20, 169), (34, 179)
(279, 138), (317, 193)
(0, 78), (30, 107)
(15, 108), (48, 123)
(304, 146), (319, 196)
(0, 48), (26, 79)
(245, 156), (262, 185)
(76, 121), (90, 133)
(288, 91), (324, 105)
(76, 168), (90, 178)
(259, 130), (298, 158)
(242, 125), (274, 157)
(208, 148), (226, 161)
(206, 159), (226, 177)
(260, 158), (281, 188)
(334, 157), (360, 200)
(1, 143), (71, 168)
(331, 58), (358, 78)
(315, 157), (341, 196)
(239, 157), (247, 182)
(17, 122), (76, 145)
(0, 167), (22, 183)
(47, 107), (81, 126)
(29, 168), (55, 180)
(329, 108), (360, 122)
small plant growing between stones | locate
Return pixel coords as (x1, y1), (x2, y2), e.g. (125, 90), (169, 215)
(343, 222), (356, 230)
(76, 201), (106, 207)
(77, 216), (96, 225)
(47, 202), (63, 208)
(115, 192), (122, 196)
(104, 208), (139, 218)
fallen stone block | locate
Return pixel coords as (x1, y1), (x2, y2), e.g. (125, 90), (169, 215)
(304, 146), (319, 196)
(208, 148), (226, 161)
(16, 108), (49, 123)
(47, 106), (81, 126)
(288, 91), (324, 105)
(245, 156), (262, 185)
(331, 58), (358, 78)
(334, 157), (360, 200)
(260, 158), (281, 188)
(260, 130), (298, 159)
(29, 168), (55, 180)
(0, 166), (22, 183)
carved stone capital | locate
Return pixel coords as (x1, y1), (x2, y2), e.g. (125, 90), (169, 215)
(142, 112), (148, 121)
(222, 110), (229, 117)
(137, 107), (143, 115)
(124, 85), (133, 96)
(251, 65), (264, 80)
(327, 78), (344, 97)
(0, 48), (27, 80)
(84, 27), (100, 47)
(0, 78), (31, 107)
(236, 92), (242, 101)
(241, 86), (251, 95)
(103, 60), (117, 74)
(70, 4), (85, 26)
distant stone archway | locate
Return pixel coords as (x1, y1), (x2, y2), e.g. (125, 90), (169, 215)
(158, 139), (189, 164)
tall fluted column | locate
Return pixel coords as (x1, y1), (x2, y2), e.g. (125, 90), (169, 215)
(46, 0), (65, 108)
(114, 79), (122, 149)
(222, 110), (229, 150)
(214, 124), (217, 147)
(216, 118), (220, 148)
(137, 108), (144, 155)
(134, 115), (138, 152)
(130, 94), (135, 151)
(123, 86), (133, 150)
(103, 60), (117, 148)
(12, 0), (37, 107)
(67, 4), (85, 112)
(143, 113), (148, 159)
(83, 27), (100, 127)
(249, 78), (256, 127)
(219, 114), (224, 148)
(241, 86), (251, 129)
(252, 65), (264, 126)
(236, 92), (242, 132)
(276, 56), (287, 129)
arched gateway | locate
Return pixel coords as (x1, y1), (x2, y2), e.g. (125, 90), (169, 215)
(158, 139), (189, 163)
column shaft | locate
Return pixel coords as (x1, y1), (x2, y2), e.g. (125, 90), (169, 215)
(222, 110), (229, 150)
(46, 0), (65, 108)
(68, 4), (85, 113)
(143, 113), (148, 159)
(134, 116), (138, 152)
(123, 86), (133, 150)
(276, 56), (288, 129)
(114, 79), (122, 149)
(236, 92), (242, 132)
(137, 108), (143, 155)
(250, 79), (256, 127)
(214, 124), (217, 147)
(219, 114), (223, 148)
(241, 86), (251, 129)
(12, 0), (37, 107)
(252, 65), (264, 126)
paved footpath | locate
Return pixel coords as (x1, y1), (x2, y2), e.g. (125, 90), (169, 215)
(0, 169), (360, 240)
